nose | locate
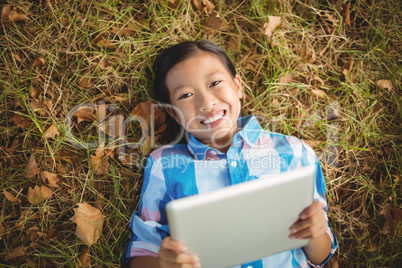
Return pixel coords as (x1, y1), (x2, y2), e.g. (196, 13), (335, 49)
(197, 89), (217, 112)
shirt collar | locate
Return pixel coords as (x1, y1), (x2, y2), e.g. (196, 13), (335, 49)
(187, 115), (263, 160)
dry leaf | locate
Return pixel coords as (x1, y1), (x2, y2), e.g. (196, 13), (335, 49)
(8, 138), (20, 155)
(70, 203), (105, 245)
(25, 154), (40, 179)
(40, 171), (60, 188)
(304, 49), (316, 64)
(192, 0), (202, 11)
(79, 71), (92, 88)
(4, 246), (25, 261)
(167, 0), (180, 10)
(44, 124), (59, 139)
(263, 16), (281, 39)
(366, 243), (378, 252)
(27, 185), (53, 204)
(204, 12), (223, 31)
(30, 87), (41, 99)
(3, 190), (20, 203)
(1, 5), (29, 25)
(78, 246), (91, 267)
(74, 107), (97, 123)
(90, 147), (111, 176)
(131, 100), (167, 135)
(342, 59), (354, 79)
(377, 79), (393, 91)
(203, 0), (215, 13)
(310, 88), (327, 99)
(97, 39), (115, 49)
(12, 113), (32, 128)
(32, 57), (45, 68)
(28, 226), (44, 242)
(322, 11), (339, 27)
(111, 26), (136, 36)
(58, 149), (79, 163)
(372, 102), (381, 113)
(343, 2), (351, 26)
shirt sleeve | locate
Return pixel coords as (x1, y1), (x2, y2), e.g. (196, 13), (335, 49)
(301, 142), (338, 267)
(123, 155), (172, 262)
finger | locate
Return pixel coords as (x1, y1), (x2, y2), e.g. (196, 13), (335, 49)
(290, 223), (327, 239)
(161, 237), (188, 252)
(159, 249), (200, 264)
(160, 261), (201, 268)
(299, 201), (322, 220)
(290, 210), (326, 234)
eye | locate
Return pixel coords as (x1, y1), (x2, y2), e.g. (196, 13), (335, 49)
(178, 93), (192, 100)
(209, 80), (221, 88)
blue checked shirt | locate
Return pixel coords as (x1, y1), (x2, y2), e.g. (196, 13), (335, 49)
(124, 115), (338, 267)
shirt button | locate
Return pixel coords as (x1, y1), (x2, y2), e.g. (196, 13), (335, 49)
(231, 161), (237, 167)
(247, 266), (253, 268)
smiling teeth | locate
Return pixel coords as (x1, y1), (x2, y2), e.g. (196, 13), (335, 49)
(202, 111), (224, 124)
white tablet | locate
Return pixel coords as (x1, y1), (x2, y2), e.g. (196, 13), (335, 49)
(166, 165), (316, 268)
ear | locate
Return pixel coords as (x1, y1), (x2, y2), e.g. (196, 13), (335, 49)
(234, 74), (243, 98)
(166, 106), (181, 125)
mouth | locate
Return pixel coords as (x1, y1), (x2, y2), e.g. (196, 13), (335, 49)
(201, 110), (226, 125)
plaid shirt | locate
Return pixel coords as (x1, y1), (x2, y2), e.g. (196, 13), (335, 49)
(124, 115), (338, 267)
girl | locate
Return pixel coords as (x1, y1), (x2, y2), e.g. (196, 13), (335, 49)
(125, 40), (337, 268)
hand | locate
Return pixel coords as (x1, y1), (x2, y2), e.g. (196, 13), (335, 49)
(158, 237), (201, 268)
(288, 201), (327, 239)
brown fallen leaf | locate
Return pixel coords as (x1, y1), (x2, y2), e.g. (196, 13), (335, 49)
(167, 0), (180, 10)
(97, 39), (115, 49)
(192, 0), (202, 11)
(372, 102), (381, 113)
(343, 1), (351, 26)
(4, 246), (25, 261)
(27, 226), (44, 242)
(111, 26), (136, 36)
(264, 16), (281, 38)
(44, 124), (59, 139)
(204, 12), (223, 31)
(3, 190), (20, 203)
(32, 57), (45, 68)
(40, 171), (61, 188)
(263, 16), (281, 46)
(27, 185), (53, 204)
(342, 58), (354, 80)
(78, 246), (91, 267)
(1, 5), (29, 25)
(30, 87), (41, 99)
(12, 113), (32, 128)
(58, 149), (79, 163)
(90, 147), (112, 176)
(377, 79), (393, 91)
(304, 49), (316, 64)
(8, 138), (20, 155)
(70, 203), (105, 245)
(310, 88), (327, 99)
(74, 107), (97, 123)
(131, 100), (166, 135)
(203, 0), (215, 13)
(79, 71), (92, 88)
(25, 154), (41, 179)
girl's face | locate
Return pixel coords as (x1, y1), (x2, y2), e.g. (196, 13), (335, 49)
(165, 51), (243, 151)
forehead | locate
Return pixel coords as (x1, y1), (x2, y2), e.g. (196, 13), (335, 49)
(165, 52), (229, 88)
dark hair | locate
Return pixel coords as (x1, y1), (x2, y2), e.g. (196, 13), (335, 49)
(152, 40), (236, 104)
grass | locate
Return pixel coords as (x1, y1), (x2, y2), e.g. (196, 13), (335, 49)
(0, 0), (401, 267)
